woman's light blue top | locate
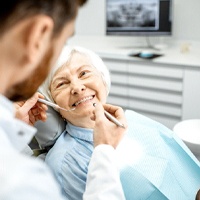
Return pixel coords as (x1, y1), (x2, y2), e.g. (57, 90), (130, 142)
(45, 123), (93, 200)
(45, 110), (200, 200)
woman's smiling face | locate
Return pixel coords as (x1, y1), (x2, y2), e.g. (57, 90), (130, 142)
(50, 52), (107, 128)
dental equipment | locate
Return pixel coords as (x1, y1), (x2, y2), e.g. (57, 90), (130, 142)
(93, 103), (125, 128)
(38, 98), (75, 112)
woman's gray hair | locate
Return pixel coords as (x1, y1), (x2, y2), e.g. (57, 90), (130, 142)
(39, 45), (111, 103)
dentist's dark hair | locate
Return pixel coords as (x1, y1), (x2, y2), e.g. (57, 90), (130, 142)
(0, 0), (87, 37)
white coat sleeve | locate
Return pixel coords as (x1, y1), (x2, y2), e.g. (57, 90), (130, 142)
(83, 144), (125, 200)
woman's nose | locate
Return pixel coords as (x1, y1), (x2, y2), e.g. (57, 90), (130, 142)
(70, 82), (86, 95)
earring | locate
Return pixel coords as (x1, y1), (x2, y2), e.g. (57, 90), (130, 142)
(61, 115), (66, 121)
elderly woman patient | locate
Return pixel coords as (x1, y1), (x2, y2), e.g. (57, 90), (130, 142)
(39, 46), (200, 200)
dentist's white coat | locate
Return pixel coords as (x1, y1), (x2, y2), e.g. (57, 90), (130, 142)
(0, 95), (125, 200)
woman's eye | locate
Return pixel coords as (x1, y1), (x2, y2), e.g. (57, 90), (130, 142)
(80, 70), (93, 78)
(56, 82), (65, 88)
(80, 71), (88, 77)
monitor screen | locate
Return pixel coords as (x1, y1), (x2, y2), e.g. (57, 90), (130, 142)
(106, 0), (172, 36)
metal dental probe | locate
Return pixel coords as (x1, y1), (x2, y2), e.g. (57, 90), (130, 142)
(93, 103), (125, 128)
(38, 98), (75, 112)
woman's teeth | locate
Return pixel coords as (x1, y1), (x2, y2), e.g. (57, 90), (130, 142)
(74, 96), (94, 106)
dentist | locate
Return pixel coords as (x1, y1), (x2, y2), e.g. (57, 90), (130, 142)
(0, 1), (127, 200)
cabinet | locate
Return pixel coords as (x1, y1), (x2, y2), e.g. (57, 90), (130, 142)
(101, 57), (200, 129)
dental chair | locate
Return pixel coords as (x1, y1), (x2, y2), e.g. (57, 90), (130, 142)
(33, 106), (66, 159)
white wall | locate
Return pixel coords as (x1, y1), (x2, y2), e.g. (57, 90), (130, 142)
(75, 0), (200, 41)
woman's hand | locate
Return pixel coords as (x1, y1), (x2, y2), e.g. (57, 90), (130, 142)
(93, 103), (127, 149)
(14, 92), (48, 126)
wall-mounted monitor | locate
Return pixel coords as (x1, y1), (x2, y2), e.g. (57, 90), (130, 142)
(106, 0), (172, 36)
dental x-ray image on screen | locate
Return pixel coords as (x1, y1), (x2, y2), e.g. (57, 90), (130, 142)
(106, 0), (172, 36)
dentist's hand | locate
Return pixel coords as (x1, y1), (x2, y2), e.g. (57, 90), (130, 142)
(14, 92), (48, 126)
(93, 104), (127, 149)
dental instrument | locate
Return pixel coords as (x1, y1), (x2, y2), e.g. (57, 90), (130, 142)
(93, 103), (125, 128)
(38, 98), (75, 112)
